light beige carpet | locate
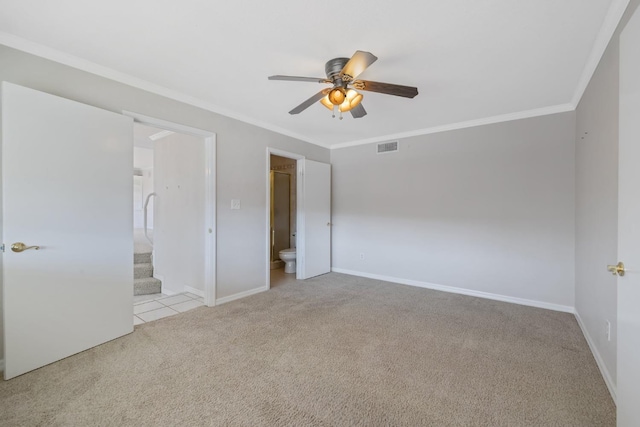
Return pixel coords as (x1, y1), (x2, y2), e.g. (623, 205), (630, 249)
(0, 273), (615, 426)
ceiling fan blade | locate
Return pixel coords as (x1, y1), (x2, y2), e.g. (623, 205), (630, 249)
(269, 75), (331, 83)
(340, 51), (378, 81)
(289, 89), (330, 115)
(352, 80), (418, 98)
(350, 103), (367, 119)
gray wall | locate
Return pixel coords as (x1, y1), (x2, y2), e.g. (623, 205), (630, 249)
(0, 45), (329, 360)
(154, 132), (206, 294)
(331, 113), (576, 308)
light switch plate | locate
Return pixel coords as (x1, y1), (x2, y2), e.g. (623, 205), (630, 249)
(231, 199), (241, 210)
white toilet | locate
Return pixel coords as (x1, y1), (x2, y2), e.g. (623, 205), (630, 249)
(279, 248), (296, 274)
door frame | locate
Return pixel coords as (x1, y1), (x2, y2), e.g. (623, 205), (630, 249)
(124, 111), (217, 307)
(266, 148), (305, 288)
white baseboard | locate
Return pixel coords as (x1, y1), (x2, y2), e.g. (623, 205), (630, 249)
(270, 260), (284, 270)
(184, 286), (205, 298)
(574, 310), (617, 403)
(215, 286), (268, 305)
(154, 274), (177, 296)
(331, 268), (575, 313)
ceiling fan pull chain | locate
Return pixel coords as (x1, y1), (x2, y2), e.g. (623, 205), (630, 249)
(339, 110), (343, 120)
(332, 105), (337, 119)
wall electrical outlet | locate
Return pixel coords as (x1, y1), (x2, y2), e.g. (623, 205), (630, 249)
(605, 320), (611, 341)
(231, 199), (241, 210)
(359, 253), (365, 260)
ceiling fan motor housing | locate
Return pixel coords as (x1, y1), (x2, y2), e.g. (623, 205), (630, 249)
(325, 57), (350, 83)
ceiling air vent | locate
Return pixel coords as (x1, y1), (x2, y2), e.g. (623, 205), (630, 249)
(377, 141), (399, 154)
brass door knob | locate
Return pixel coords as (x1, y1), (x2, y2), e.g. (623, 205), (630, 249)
(607, 262), (625, 277)
(11, 242), (40, 253)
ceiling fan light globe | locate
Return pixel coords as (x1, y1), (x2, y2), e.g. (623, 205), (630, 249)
(328, 87), (346, 105)
(320, 95), (334, 110)
(339, 89), (363, 112)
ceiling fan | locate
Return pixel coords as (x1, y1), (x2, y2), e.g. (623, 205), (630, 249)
(268, 50), (419, 119)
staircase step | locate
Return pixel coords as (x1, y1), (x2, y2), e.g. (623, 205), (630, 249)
(134, 263), (154, 279)
(134, 252), (152, 264)
(134, 277), (162, 296)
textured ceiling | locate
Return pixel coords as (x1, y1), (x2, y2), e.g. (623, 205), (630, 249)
(0, 0), (627, 148)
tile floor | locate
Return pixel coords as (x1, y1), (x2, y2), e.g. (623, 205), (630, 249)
(133, 267), (293, 326)
(270, 266), (298, 288)
(134, 292), (205, 325)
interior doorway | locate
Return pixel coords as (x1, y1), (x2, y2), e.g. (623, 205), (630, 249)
(265, 148), (332, 289)
(126, 112), (216, 310)
(132, 123), (212, 323)
(266, 149), (303, 288)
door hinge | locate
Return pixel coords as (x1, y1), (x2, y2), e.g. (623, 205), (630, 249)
(1, 244), (5, 252)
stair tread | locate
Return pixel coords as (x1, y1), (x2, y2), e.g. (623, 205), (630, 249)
(134, 277), (161, 283)
(134, 276), (162, 296)
(134, 263), (154, 279)
(134, 251), (152, 264)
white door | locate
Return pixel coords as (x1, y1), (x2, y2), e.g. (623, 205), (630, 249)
(618, 7), (640, 425)
(2, 82), (133, 379)
(298, 159), (331, 279)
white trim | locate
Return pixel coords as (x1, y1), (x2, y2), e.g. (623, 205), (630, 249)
(271, 260), (284, 269)
(266, 148), (305, 290)
(148, 130), (174, 141)
(571, 0), (631, 107)
(331, 268), (575, 313)
(330, 103), (575, 149)
(160, 288), (178, 297)
(203, 134), (217, 308)
(123, 111), (213, 138)
(184, 286), (205, 298)
(0, 31), (321, 147)
(124, 112), (217, 307)
(574, 310), (617, 403)
(215, 286), (269, 305)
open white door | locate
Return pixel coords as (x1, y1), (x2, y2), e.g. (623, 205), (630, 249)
(618, 8), (640, 425)
(2, 83), (133, 379)
(298, 159), (331, 279)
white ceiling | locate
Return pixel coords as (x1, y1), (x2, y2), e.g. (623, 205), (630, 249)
(0, 0), (628, 148)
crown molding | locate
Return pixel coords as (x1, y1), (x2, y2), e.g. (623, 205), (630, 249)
(329, 103), (575, 149)
(571, 0), (630, 107)
(0, 31), (322, 148)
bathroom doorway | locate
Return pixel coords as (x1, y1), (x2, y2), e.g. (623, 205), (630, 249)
(266, 148), (332, 288)
(269, 154), (298, 287)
